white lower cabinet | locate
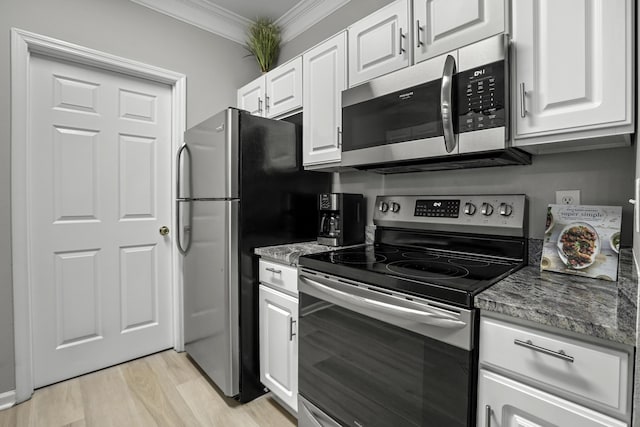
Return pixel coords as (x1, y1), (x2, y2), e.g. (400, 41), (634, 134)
(477, 316), (631, 427)
(258, 281), (298, 413)
(478, 369), (627, 427)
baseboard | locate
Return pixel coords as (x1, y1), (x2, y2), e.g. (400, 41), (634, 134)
(0, 390), (16, 411)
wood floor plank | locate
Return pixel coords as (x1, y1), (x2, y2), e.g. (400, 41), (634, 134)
(31, 378), (84, 427)
(177, 377), (261, 427)
(243, 396), (296, 427)
(144, 352), (201, 426)
(78, 365), (156, 427)
(157, 351), (200, 386)
(122, 357), (190, 427)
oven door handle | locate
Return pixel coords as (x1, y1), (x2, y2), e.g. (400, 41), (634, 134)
(441, 54), (457, 154)
(299, 274), (466, 329)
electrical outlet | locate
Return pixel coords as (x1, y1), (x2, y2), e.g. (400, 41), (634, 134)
(555, 190), (581, 205)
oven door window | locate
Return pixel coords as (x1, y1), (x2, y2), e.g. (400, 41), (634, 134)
(299, 292), (474, 427)
(341, 79), (444, 152)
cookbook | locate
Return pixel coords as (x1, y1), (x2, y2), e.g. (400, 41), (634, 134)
(541, 204), (622, 281)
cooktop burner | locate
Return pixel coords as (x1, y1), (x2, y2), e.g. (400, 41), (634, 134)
(386, 260), (469, 279)
(329, 251), (387, 264)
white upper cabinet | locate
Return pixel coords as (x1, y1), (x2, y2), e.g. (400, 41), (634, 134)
(348, 0), (411, 87)
(237, 57), (303, 119)
(303, 32), (347, 166)
(265, 56), (303, 118)
(413, 0), (505, 64)
(512, 0), (634, 152)
(237, 77), (265, 117)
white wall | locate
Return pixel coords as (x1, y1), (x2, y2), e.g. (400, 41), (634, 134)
(0, 0), (258, 394)
(335, 147), (636, 243)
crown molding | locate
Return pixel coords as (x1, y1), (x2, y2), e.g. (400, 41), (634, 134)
(277, 0), (350, 43)
(130, 0), (351, 45)
(130, 0), (251, 44)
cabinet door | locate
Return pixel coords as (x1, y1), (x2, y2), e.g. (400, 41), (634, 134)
(265, 56), (303, 118)
(237, 77), (265, 116)
(478, 369), (627, 427)
(259, 285), (298, 412)
(348, 0), (410, 87)
(413, 0), (504, 64)
(303, 32), (346, 166)
(512, 0), (633, 141)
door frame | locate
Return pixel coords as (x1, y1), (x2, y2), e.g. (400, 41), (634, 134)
(10, 28), (186, 402)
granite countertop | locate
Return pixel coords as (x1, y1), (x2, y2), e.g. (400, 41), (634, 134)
(476, 249), (637, 347)
(254, 241), (346, 266)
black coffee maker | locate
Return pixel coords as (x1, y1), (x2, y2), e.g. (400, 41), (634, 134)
(317, 193), (365, 246)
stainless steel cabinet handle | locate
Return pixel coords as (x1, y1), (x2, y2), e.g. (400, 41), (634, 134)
(441, 55), (457, 153)
(258, 97), (263, 115)
(289, 318), (297, 340)
(416, 20), (422, 47)
(266, 267), (282, 274)
(337, 126), (342, 148)
(399, 28), (405, 54)
(485, 405), (492, 427)
(519, 82), (527, 118)
(265, 95), (270, 114)
(514, 339), (574, 363)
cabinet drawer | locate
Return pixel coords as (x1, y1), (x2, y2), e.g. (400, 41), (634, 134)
(258, 259), (298, 295)
(480, 317), (630, 414)
(478, 369), (627, 427)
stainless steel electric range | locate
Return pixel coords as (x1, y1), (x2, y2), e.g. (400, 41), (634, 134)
(297, 194), (527, 427)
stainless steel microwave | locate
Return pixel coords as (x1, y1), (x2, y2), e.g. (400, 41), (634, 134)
(341, 35), (530, 173)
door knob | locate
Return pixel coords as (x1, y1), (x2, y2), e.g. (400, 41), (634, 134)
(159, 226), (170, 236)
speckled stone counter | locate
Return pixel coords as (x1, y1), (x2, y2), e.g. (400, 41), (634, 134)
(254, 241), (348, 266)
(476, 248), (637, 346)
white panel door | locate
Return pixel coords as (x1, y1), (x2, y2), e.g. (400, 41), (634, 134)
(303, 32), (347, 166)
(512, 0), (632, 139)
(414, 0), (505, 63)
(477, 370), (627, 427)
(265, 56), (303, 118)
(259, 285), (298, 412)
(29, 54), (173, 388)
(237, 76), (266, 116)
(348, 0), (410, 87)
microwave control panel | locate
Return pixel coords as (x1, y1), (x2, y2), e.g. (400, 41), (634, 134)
(457, 60), (505, 133)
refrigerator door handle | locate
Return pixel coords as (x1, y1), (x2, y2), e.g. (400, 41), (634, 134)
(175, 143), (192, 199)
(176, 200), (192, 256)
(176, 143), (193, 255)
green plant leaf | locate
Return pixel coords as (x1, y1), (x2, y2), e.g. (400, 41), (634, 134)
(245, 18), (281, 73)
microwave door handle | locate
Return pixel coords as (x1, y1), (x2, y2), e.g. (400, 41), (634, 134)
(441, 54), (457, 154)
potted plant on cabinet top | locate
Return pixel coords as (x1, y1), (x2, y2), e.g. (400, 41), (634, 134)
(246, 18), (281, 73)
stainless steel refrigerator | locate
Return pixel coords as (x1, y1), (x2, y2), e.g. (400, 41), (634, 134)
(176, 108), (330, 402)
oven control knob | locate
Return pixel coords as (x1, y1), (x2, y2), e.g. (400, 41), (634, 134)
(391, 202), (401, 213)
(463, 203), (477, 216)
(499, 203), (513, 217)
(379, 202), (389, 213)
(481, 203), (494, 216)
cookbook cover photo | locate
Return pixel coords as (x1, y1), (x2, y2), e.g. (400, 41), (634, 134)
(541, 204), (622, 281)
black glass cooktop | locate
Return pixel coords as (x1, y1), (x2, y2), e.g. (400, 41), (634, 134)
(299, 244), (524, 308)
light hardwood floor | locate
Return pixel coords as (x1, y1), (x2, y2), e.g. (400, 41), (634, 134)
(0, 350), (296, 427)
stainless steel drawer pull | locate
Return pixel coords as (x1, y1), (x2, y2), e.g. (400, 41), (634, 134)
(289, 318), (297, 340)
(514, 339), (574, 363)
(519, 82), (527, 118)
(265, 267), (282, 274)
(485, 405), (492, 427)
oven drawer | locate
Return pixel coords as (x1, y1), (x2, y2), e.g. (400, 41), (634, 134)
(479, 317), (630, 414)
(258, 259), (298, 295)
